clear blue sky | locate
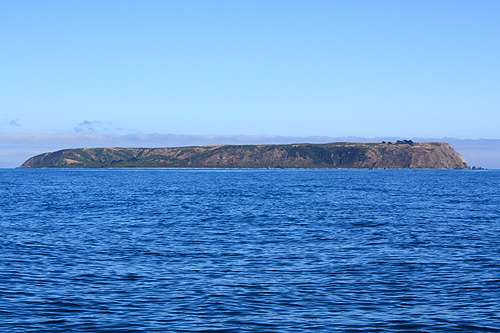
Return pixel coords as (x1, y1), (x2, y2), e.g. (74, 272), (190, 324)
(1, 0), (499, 138)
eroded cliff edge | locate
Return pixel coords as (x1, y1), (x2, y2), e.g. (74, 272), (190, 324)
(19, 142), (469, 169)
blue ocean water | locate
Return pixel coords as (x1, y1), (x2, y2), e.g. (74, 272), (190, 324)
(1, 169), (500, 332)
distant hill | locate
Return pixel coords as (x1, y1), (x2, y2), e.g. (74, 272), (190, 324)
(19, 142), (469, 169)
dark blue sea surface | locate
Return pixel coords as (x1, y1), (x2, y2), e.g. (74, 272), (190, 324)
(1, 169), (500, 332)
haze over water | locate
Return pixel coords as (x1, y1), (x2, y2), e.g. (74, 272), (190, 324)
(1, 169), (499, 332)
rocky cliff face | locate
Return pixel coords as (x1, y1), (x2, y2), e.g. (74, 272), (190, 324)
(19, 142), (469, 169)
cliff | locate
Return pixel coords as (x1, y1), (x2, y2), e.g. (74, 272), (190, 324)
(19, 142), (469, 169)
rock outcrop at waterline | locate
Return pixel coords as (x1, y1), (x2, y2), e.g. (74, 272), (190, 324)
(19, 142), (469, 169)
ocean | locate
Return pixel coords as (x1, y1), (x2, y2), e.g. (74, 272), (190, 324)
(1, 169), (499, 332)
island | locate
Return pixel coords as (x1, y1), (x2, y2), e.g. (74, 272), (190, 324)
(18, 142), (469, 169)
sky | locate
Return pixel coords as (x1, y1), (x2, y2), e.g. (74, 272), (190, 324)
(1, 1), (500, 167)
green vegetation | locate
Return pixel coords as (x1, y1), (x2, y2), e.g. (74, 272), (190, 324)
(19, 142), (470, 169)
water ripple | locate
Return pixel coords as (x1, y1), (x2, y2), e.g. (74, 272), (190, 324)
(1, 169), (500, 332)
